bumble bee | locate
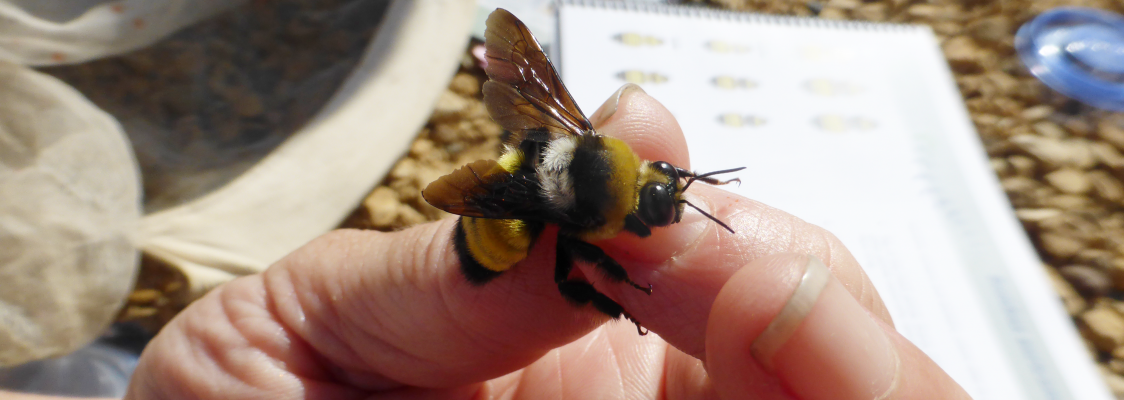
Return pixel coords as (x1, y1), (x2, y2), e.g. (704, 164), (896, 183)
(422, 8), (743, 334)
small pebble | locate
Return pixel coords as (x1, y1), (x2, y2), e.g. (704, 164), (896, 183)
(1007, 155), (1037, 177)
(431, 90), (471, 120)
(966, 16), (1012, 47)
(1044, 194), (1093, 210)
(1010, 135), (1096, 170)
(1090, 142), (1124, 169)
(907, 4), (959, 20)
(119, 307), (159, 320)
(1020, 105), (1054, 121)
(1044, 168), (1092, 195)
(128, 289), (162, 304)
(991, 158), (1011, 177)
(1015, 208), (1063, 222)
(1040, 232), (1086, 259)
(818, 7), (847, 19)
(852, 3), (887, 21)
(449, 73), (482, 97)
(390, 158), (418, 180)
(1033, 121), (1068, 139)
(1060, 265), (1113, 297)
(1082, 305), (1124, 351)
(1099, 119), (1124, 150)
(943, 36), (985, 73)
(1088, 170), (1124, 202)
(825, 0), (860, 9)
(364, 187), (400, 228)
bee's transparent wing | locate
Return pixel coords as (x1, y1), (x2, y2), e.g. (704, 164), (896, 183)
(422, 159), (541, 219)
(484, 8), (593, 140)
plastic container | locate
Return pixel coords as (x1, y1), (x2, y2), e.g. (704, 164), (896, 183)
(1015, 7), (1124, 111)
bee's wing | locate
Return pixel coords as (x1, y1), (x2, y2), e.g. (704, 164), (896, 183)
(484, 8), (593, 141)
(422, 159), (541, 219)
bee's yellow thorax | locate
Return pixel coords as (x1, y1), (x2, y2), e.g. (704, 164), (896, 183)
(581, 136), (641, 241)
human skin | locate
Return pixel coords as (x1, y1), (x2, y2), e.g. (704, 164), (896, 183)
(42, 85), (969, 400)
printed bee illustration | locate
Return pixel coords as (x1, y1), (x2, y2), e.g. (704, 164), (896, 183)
(617, 70), (669, 85)
(423, 9), (743, 334)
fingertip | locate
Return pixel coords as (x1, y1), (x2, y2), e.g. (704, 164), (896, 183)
(706, 253), (807, 399)
(708, 254), (900, 400)
(706, 254), (970, 400)
(886, 332), (974, 399)
(595, 87), (690, 169)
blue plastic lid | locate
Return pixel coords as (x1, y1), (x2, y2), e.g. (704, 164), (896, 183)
(1015, 7), (1124, 111)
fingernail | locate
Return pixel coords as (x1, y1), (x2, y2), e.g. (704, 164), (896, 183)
(589, 83), (645, 127)
(752, 256), (900, 400)
(750, 256), (831, 369)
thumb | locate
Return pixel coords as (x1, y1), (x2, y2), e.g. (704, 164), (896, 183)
(706, 254), (972, 400)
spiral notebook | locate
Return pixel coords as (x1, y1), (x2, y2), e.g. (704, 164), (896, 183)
(555, 2), (1110, 399)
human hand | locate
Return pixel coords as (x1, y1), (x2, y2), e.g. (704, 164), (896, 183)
(124, 84), (972, 400)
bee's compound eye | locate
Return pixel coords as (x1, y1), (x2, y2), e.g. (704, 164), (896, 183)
(652, 161), (677, 180)
(638, 183), (675, 226)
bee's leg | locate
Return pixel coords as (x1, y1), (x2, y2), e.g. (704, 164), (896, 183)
(555, 239), (649, 335)
(562, 237), (652, 295)
(555, 237), (613, 312)
(623, 312), (650, 336)
(623, 214), (652, 238)
(556, 281), (649, 335)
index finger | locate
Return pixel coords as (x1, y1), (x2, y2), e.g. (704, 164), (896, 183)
(245, 85), (712, 390)
(592, 86), (893, 359)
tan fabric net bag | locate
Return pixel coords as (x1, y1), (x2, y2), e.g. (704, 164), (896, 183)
(0, 0), (475, 366)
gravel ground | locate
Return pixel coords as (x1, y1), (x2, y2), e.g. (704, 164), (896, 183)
(342, 0), (1124, 396)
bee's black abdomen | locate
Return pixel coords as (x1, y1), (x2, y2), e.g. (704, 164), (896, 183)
(454, 217), (502, 284)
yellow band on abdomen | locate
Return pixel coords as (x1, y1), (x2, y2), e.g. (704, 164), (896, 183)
(461, 217), (534, 272)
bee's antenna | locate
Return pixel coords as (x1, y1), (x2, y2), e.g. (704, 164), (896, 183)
(680, 200), (736, 234)
(681, 167), (746, 192)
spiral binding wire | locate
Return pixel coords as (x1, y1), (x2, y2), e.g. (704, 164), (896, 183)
(558, 0), (928, 33)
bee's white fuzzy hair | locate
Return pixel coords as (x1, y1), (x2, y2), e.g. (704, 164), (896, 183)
(537, 135), (577, 211)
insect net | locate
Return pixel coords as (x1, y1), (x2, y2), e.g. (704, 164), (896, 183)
(0, 0), (474, 366)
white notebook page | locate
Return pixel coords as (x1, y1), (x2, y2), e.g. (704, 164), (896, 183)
(557, 2), (1110, 399)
